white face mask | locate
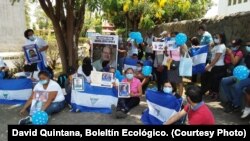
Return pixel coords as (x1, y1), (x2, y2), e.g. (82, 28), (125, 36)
(214, 39), (220, 44)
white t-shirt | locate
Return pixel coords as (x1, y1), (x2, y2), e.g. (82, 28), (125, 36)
(33, 80), (65, 103)
(14, 71), (39, 81)
(77, 66), (96, 83)
(211, 44), (226, 66)
(25, 37), (48, 66)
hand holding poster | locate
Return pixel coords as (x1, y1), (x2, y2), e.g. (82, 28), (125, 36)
(90, 71), (113, 88)
(91, 35), (118, 71)
(118, 82), (130, 98)
(152, 42), (166, 51)
(23, 44), (42, 64)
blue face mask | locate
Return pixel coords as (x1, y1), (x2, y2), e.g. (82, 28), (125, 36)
(126, 74), (134, 80)
(39, 80), (48, 85)
(163, 87), (173, 94)
(28, 35), (36, 41)
(246, 46), (250, 53)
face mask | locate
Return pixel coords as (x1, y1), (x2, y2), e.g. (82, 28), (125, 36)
(246, 46), (250, 53)
(214, 39), (220, 44)
(39, 80), (48, 85)
(126, 74), (134, 80)
(231, 47), (238, 51)
(28, 35), (36, 41)
(136, 67), (142, 71)
(163, 87), (173, 94)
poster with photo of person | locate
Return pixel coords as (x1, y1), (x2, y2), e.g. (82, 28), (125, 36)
(23, 44), (42, 64)
(90, 71), (113, 88)
(91, 35), (118, 71)
(118, 82), (130, 98)
(152, 42), (166, 51)
(73, 78), (84, 91)
(30, 91), (48, 115)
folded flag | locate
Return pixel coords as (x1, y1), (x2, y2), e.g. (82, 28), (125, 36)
(71, 82), (118, 114)
(141, 90), (182, 125)
(0, 79), (33, 105)
(189, 45), (209, 74)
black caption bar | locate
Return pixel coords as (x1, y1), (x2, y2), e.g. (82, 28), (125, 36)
(8, 125), (250, 140)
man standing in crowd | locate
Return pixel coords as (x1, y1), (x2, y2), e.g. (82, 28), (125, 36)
(24, 29), (49, 67)
(165, 85), (215, 125)
(198, 24), (214, 95)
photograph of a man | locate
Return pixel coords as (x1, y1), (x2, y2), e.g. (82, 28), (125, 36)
(92, 46), (116, 71)
(28, 49), (38, 58)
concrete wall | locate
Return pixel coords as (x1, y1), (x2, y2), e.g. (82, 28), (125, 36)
(218, 0), (250, 16)
(0, 0), (26, 52)
(152, 11), (250, 45)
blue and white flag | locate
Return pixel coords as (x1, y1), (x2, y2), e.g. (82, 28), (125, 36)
(71, 82), (118, 114)
(189, 45), (209, 74)
(141, 90), (182, 125)
(123, 57), (138, 71)
(0, 79), (33, 104)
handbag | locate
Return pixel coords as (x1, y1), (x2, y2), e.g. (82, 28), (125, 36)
(169, 51), (179, 70)
(179, 52), (192, 77)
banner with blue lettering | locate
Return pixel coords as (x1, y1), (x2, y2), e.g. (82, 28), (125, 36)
(141, 90), (182, 125)
(189, 45), (209, 74)
(71, 82), (118, 114)
(0, 79), (33, 105)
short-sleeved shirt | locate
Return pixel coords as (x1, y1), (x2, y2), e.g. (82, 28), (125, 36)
(224, 50), (243, 65)
(25, 37), (48, 66)
(122, 77), (142, 97)
(184, 103), (215, 125)
(200, 31), (213, 45)
(211, 44), (226, 66)
(33, 80), (65, 103)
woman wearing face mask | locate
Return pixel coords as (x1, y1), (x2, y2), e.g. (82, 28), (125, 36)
(224, 39), (244, 76)
(19, 71), (65, 124)
(135, 61), (150, 94)
(163, 82), (181, 99)
(205, 33), (227, 100)
(111, 68), (142, 118)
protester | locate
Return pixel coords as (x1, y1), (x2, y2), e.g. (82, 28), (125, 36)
(77, 57), (96, 83)
(19, 71), (65, 125)
(145, 32), (155, 60)
(224, 39), (244, 76)
(24, 29), (49, 67)
(221, 44), (250, 113)
(206, 33), (227, 100)
(109, 67), (119, 87)
(165, 85), (215, 125)
(241, 86), (250, 119)
(14, 64), (39, 81)
(0, 59), (8, 79)
(163, 82), (181, 99)
(64, 67), (76, 106)
(137, 42), (145, 60)
(135, 61), (150, 93)
(92, 46), (116, 71)
(189, 37), (200, 83)
(111, 68), (142, 118)
(117, 43), (127, 73)
(198, 24), (214, 96)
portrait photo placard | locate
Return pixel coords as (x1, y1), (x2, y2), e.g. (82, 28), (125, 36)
(23, 44), (42, 64)
(73, 78), (84, 91)
(91, 35), (118, 71)
(90, 71), (113, 88)
(118, 82), (130, 98)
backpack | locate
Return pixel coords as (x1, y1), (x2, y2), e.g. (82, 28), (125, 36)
(57, 74), (67, 88)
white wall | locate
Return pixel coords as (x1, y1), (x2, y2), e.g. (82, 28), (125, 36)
(0, 0), (26, 52)
(218, 0), (250, 16)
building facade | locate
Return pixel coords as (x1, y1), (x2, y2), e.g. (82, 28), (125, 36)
(218, 0), (250, 16)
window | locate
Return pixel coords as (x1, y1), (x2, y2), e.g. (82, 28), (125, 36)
(238, 0), (242, 3)
(233, 0), (237, 4)
(228, 0), (232, 5)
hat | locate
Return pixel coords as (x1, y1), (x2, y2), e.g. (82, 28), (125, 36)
(160, 31), (168, 36)
(0, 58), (5, 68)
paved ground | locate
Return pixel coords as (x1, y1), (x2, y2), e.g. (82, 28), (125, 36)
(1, 96), (250, 141)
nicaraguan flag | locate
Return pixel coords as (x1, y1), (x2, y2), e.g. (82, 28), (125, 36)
(71, 82), (118, 114)
(0, 79), (33, 104)
(189, 45), (209, 74)
(123, 57), (138, 71)
(141, 90), (182, 125)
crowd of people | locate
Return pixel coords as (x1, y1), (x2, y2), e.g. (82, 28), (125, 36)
(1, 24), (250, 125)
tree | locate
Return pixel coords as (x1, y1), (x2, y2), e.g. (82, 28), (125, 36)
(13, 0), (100, 72)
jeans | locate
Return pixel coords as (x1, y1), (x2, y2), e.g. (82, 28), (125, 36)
(45, 101), (65, 115)
(220, 76), (237, 103)
(233, 78), (250, 107)
(118, 57), (125, 73)
(117, 97), (140, 113)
